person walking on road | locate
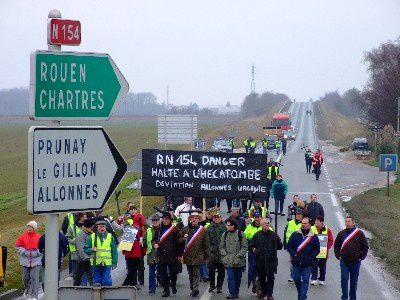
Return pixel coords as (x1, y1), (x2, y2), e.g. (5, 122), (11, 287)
(310, 216), (334, 286)
(334, 215), (369, 300)
(267, 162), (279, 183)
(207, 211), (226, 293)
(307, 194), (324, 225)
(281, 138), (287, 155)
(220, 218), (248, 299)
(271, 174), (288, 216)
(312, 149), (324, 180)
(248, 198), (268, 220)
(156, 212), (181, 297)
(66, 212), (86, 280)
(181, 211), (210, 297)
(243, 137), (250, 153)
(262, 137), (269, 155)
(249, 137), (256, 154)
(228, 137), (235, 153)
(225, 207), (246, 232)
(84, 220), (118, 286)
(305, 148), (313, 173)
(144, 214), (160, 294)
(74, 218), (95, 286)
(15, 221), (42, 300)
(287, 217), (320, 300)
(249, 218), (283, 300)
(275, 140), (282, 156)
(175, 197), (196, 227)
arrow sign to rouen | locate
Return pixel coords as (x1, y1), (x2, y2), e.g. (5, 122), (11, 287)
(29, 50), (129, 120)
(28, 127), (127, 214)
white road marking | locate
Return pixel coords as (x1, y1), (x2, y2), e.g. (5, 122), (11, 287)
(288, 192), (331, 195)
(330, 193), (338, 207)
(335, 211), (345, 228)
(277, 153), (283, 162)
(200, 290), (212, 300)
(329, 188), (333, 192)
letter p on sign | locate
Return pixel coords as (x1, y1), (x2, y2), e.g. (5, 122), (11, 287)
(379, 154), (398, 172)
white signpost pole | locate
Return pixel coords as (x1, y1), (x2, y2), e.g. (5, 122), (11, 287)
(44, 9), (61, 300)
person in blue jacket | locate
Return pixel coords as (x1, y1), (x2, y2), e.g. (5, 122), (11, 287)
(271, 174), (289, 216)
(287, 217), (320, 300)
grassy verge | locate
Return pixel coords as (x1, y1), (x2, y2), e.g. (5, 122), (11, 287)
(314, 101), (370, 147)
(343, 167), (400, 283)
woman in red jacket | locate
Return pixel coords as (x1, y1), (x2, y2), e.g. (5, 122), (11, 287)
(121, 217), (145, 288)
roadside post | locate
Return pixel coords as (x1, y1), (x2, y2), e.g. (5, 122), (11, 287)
(379, 154), (398, 197)
(28, 10), (128, 300)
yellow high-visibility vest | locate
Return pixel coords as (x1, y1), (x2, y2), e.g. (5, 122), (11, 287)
(69, 225), (81, 252)
(90, 233), (112, 266)
(311, 225), (329, 259)
(285, 220), (301, 243)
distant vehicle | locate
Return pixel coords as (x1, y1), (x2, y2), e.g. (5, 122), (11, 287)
(283, 130), (296, 141)
(272, 113), (291, 131)
(194, 138), (206, 150)
(264, 135), (279, 149)
(351, 137), (368, 151)
(211, 138), (230, 152)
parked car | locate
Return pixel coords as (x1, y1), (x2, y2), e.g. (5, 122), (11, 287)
(211, 138), (230, 152)
(283, 130), (296, 141)
(351, 137), (368, 151)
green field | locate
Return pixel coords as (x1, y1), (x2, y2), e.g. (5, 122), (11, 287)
(0, 113), (242, 291)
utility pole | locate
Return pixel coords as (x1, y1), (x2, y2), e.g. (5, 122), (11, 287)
(166, 85), (169, 113)
(251, 64), (256, 94)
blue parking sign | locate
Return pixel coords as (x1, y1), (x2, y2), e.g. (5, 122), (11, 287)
(379, 154), (398, 172)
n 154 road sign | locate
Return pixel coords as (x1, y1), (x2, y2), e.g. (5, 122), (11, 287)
(28, 127), (127, 214)
(29, 50), (129, 120)
(48, 18), (81, 46)
(379, 154), (398, 172)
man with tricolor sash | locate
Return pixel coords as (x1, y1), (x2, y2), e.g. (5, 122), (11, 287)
(334, 215), (368, 300)
(155, 211), (181, 297)
(181, 210), (210, 297)
(287, 217), (320, 300)
(310, 215), (334, 286)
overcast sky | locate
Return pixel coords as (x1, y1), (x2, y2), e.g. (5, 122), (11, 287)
(1, 0), (399, 106)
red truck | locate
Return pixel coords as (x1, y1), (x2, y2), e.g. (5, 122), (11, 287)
(271, 113), (291, 131)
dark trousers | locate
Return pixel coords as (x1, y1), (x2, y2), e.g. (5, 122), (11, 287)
(306, 162), (312, 173)
(241, 199), (248, 213)
(340, 261), (361, 300)
(245, 146), (249, 153)
(187, 265), (201, 291)
(74, 260), (93, 286)
(122, 257), (140, 286)
(311, 259), (327, 281)
(314, 165), (321, 180)
(292, 265), (311, 300)
(226, 267), (242, 297)
(138, 258), (145, 285)
(158, 263), (177, 293)
(277, 198), (285, 214)
(208, 262), (225, 289)
(257, 267), (275, 297)
(226, 199), (233, 212)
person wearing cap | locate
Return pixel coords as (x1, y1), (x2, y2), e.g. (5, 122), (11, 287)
(66, 212), (86, 280)
(248, 198), (268, 220)
(207, 211), (226, 293)
(220, 218), (248, 299)
(249, 218), (283, 300)
(38, 230), (69, 290)
(181, 210), (210, 297)
(310, 215), (334, 286)
(175, 197), (196, 227)
(226, 207), (246, 232)
(144, 214), (160, 293)
(15, 221), (42, 299)
(287, 217), (320, 300)
(271, 174), (288, 216)
(84, 220), (118, 286)
(156, 211), (181, 297)
(74, 218), (95, 286)
(283, 208), (304, 283)
(244, 211), (263, 295)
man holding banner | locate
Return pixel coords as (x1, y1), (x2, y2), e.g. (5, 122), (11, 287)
(310, 216), (334, 286)
(181, 211), (210, 297)
(287, 217), (320, 300)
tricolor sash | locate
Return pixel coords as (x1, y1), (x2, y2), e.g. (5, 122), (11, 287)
(340, 228), (360, 252)
(296, 236), (313, 253)
(159, 225), (175, 244)
(183, 226), (204, 256)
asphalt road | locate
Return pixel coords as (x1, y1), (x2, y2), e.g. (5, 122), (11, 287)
(35, 102), (398, 300)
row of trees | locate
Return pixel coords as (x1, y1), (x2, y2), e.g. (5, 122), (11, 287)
(318, 89), (362, 118)
(241, 92), (290, 118)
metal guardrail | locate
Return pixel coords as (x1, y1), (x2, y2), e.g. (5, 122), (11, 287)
(58, 285), (137, 300)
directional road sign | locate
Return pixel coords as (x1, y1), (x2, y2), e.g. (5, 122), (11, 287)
(379, 154), (398, 172)
(29, 50), (129, 120)
(28, 127), (127, 214)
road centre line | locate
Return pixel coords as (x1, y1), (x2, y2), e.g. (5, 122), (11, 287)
(330, 193), (338, 207)
(335, 211), (345, 228)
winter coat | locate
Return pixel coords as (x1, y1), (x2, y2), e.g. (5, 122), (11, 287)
(207, 222), (226, 263)
(249, 229), (283, 272)
(287, 230), (320, 267)
(307, 202), (325, 224)
(38, 232), (69, 269)
(15, 231), (42, 267)
(66, 221), (84, 260)
(220, 230), (248, 268)
(334, 227), (369, 263)
(75, 228), (92, 262)
(272, 179), (288, 200)
(181, 225), (210, 266)
(157, 224), (181, 264)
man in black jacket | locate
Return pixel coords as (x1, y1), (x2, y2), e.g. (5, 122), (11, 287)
(334, 215), (368, 300)
(307, 194), (324, 225)
(249, 218), (283, 300)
